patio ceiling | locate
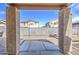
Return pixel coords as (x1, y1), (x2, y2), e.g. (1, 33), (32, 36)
(8, 3), (70, 10)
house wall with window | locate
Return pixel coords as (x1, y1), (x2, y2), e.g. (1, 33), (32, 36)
(20, 20), (39, 28)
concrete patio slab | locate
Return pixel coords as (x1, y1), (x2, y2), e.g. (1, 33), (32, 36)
(19, 40), (62, 55)
(40, 51), (62, 55)
(19, 51), (40, 55)
(0, 37), (6, 52)
(28, 41), (45, 51)
(19, 41), (30, 52)
(43, 41), (59, 51)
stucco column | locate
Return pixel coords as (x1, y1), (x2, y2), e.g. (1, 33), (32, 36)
(59, 7), (72, 54)
(6, 6), (20, 55)
(16, 11), (20, 54)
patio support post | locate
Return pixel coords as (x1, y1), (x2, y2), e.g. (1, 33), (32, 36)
(6, 5), (20, 55)
(16, 11), (20, 55)
(59, 7), (72, 54)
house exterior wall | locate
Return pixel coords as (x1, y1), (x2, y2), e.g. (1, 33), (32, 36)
(20, 21), (39, 28)
(45, 20), (58, 27)
(72, 23), (79, 35)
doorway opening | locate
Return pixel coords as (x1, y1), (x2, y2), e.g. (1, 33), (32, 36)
(5, 3), (72, 55)
(19, 10), (61, 55)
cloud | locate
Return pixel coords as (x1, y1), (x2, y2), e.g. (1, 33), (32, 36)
(0, 11), (6, 14)
(50, 17), (79, 23)
(0, 19), (5, 20)
(71, 4), (77, 8)
(72, 4), (79, 13)
(72, 17), (79, 20)
(72, 16), (79, 22)
(74, 4), (79, 9)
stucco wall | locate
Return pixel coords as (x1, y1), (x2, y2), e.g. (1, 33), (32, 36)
(20, 27), (58, 36)
(0, 26), (79, 37)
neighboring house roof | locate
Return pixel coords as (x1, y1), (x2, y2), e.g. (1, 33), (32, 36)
(0, 20), (6, 24)
(45, 20), (58, 26)
(21, 20), (38, 23)
(45, 19), (79, 27)
(45, 22), (49, 25)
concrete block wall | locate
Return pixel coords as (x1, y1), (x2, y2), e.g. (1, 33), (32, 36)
(0, 26), (79, 37)
(20, 27), (58, 36)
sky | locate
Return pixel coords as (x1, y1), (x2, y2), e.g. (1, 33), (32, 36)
(0, 3), (79, 26)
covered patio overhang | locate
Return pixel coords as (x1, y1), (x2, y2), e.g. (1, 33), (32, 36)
(6, 3), (72, 55)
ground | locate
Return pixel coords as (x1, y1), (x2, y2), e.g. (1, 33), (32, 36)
(19, 40), (62, 55)
(0, 35), (79, 55)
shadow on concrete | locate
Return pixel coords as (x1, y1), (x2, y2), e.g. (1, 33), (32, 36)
(19, 39), (63, 55)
